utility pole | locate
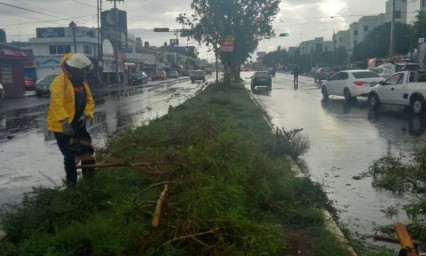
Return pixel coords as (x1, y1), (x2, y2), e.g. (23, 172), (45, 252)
(97, 0), (103, 85)
(389, 0), (395, 61)
(69, 21), (77, 53)
(107, 0), (124, 84)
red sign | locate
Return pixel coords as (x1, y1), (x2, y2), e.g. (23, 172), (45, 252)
(219, 39), (234, 52)
(2, 49), (27, 57)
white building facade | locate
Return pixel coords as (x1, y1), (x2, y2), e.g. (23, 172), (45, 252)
(29, 26), (99, 80)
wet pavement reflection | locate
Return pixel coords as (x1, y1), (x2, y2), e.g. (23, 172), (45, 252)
(244, 72), (424, 246)
(0, 78), (206, 208)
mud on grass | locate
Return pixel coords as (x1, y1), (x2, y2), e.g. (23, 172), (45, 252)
(0, 82), (352, 255)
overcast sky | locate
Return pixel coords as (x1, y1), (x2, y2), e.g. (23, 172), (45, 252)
(1, 0), (389, 60)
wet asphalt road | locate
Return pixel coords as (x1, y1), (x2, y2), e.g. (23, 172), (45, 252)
(0, 77), (207, 208)
(243, 71), (426, 243)
(1, 72), (424, 247)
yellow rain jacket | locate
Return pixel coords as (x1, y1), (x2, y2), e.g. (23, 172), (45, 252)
(47, 53), (95, 133)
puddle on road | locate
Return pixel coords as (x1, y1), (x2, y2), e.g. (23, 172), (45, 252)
(249, 77), (425, 250)
(0, 82), (204, 208)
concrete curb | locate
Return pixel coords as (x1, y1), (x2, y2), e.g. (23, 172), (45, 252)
(247, 86), (357, 255)
(286, 157), (358, 256)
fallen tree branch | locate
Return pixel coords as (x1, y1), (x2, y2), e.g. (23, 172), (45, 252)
(76, 161), (166, 171)
(151, 184), (169, 227)
(164, 228), (219, 246)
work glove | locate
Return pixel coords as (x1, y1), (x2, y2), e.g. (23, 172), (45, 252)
(78, 114), (87, 127)
(62, 120), (75, 136)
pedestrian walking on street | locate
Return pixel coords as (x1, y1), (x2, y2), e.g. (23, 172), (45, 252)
(292, 65), (300, 89)
(47, 53), (96, 186)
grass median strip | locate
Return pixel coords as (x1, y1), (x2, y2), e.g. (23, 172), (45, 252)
(0, 82), (353, 255)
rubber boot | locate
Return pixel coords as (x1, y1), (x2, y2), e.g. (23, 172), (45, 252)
(81, 155), (96, 180)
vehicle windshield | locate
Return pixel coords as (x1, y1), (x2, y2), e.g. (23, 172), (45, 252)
(320, 67), (333, 72)
(352, 71), (381, 78)
(255, 72), (270, 77)
(193, 70), (204, 75)
(41, 75), (57, 83)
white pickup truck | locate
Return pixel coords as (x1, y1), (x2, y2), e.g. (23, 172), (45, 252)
(368, 71), (426, 114)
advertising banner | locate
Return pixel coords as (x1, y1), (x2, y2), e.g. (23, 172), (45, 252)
(219, 38), (234, 52)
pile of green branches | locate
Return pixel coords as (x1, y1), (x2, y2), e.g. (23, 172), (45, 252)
(0, 83), (348, 255)
(368, 148), (426, 248)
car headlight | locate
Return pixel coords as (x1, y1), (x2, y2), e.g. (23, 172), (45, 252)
(0, 83), (3, 90)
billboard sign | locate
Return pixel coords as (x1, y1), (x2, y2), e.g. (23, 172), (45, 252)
(219, 38), (234, 52)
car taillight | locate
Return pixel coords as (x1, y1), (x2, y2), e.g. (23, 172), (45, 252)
(353, 81), (365, 86)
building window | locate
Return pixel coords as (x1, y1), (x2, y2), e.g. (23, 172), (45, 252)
(84, 45), (92, 55)
(395, 10), (401, 19)
(1, 64), (13, 83)
(354, 40), (358, 45)
(423, 0), (426, 7)
(354, 30), (358, 36)
(49, 45), (71, 54)
(364, 26), (369, 32)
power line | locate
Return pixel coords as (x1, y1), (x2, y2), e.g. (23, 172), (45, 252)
(0, 1), (64, 18)
(72, 0), (97, 8)
(1, 14), (97, 27)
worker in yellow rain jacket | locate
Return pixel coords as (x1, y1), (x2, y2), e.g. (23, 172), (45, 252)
(47, 53), (96, 186)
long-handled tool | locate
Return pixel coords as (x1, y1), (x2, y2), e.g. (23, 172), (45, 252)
(374, 222), (425, 256)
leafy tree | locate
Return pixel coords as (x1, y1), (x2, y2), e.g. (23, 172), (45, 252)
(263, 46), (287, 69)
(332, 46), (348, 68)
(352, 22), (411, 62)
(412, 10), (426, 40)
(176, 0), (280, 82)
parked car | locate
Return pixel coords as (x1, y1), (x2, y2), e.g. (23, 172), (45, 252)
(251, 71), (272, 91)
(130, 72), (148, 85)
(314, 67), (335, 82)
(369, 70), (426, 114)
(311, 67), (319, 77)
(24, 76), (36, 90)
(168, 70), (179, 78)
(190, 70), (206, 83)
(268, 67), (276, 77)
(0, 83), (4, 100)
(376, 62), (422, 78)
(321, 70), (384, 102)
(152, 71), (167, 81)
(35, 74), (58, 97)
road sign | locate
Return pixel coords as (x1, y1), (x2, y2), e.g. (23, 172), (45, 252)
(154, 27), (170, 32)
(219, 39), (234, 52)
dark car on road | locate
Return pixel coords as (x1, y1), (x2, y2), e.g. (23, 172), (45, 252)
(168, 70), (179, 78)
(130, 72), (148, 85)
(314, 67), (335, 83)
(152, 71), (167, 81)
(190, 70), (206, 83)
(251, 71), (272, 91)
(35, 74), (58, 97)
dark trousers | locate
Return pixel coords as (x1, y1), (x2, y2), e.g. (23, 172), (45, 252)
(54, 126), (95, 185)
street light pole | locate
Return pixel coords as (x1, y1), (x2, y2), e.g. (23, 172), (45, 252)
(389, 0), (395, 61)
(69, 21), (77, 53)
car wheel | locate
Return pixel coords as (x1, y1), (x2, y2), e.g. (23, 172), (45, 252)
(321, 86), (329, 100)
(411, 96), (426, 114)
(344, 89), (352, 102)
(368, 93), (380, 109)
